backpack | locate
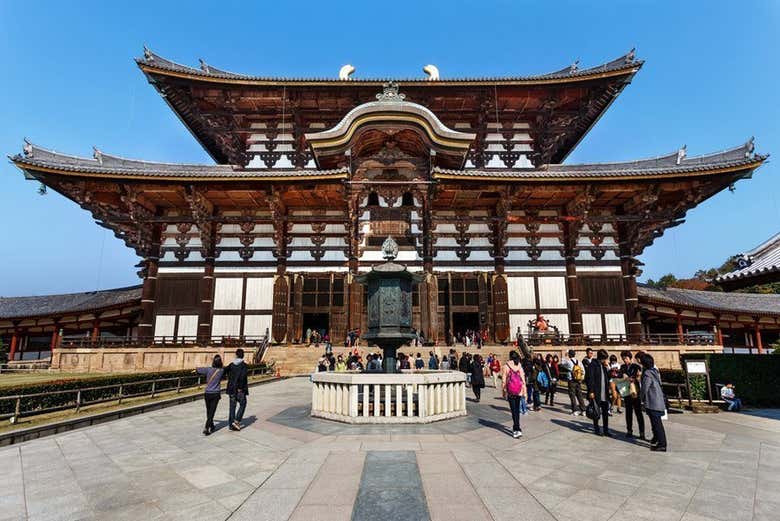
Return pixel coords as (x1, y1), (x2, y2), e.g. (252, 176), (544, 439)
(536, 370), (550, 390)
(507, 367), (524, 396)
(572, 362), (585, 382)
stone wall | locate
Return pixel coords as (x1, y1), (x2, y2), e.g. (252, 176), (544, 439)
(52, 346), (259, 373)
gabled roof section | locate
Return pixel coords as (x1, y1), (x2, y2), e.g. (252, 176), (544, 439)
(433, 139), (768, 181)
(9, 142), (350, 181)
(137, 47), (643, 85)
(717, 232), (780, 287)
(0, 285), (142, 320)
(638, 284), (780, 318)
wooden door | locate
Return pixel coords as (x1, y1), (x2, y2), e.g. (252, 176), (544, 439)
(493, 274), (509, 342)
(272, 275), (289, 343)
(291, 274), (304, 343)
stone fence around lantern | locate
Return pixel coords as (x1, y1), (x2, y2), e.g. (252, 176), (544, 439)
(310, 370), (467, 424)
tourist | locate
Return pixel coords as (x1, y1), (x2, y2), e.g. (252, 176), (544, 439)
(608, 354), (622, 415)
(415, 352), (425, 370)
(195, 354), (224, 436)
(502, 350), (526, 438)
(427, 351), (438, 370)
(543, 354), (558, 406)
(366, 353), (382, 372)
(306, 327), (312, 345)
(563, 350), (586, 416)
(529, 355), (543, 411)
(489, 354), (501, 388)
(440, 356), (450, 370)
(720, 383), (743, 411)
(587, 349), (612, 436)
(317, 355), (329, 372)
(326, 352), (336, 371)
(620, 350), (645, 439)
(583, 347), (595, 378)
(224, 348), (249, 431)
(639, 353), (667, 451)
(334, 354), (347, 372)
(471, 354), (485, 402)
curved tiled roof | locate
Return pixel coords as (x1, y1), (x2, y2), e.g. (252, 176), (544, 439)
(433, 140), (767, 180)
(10, 141), (765, 183)
(0, 286), (142, 320)
(638, 284), (780, 317)
(716, 232), (780, 284)
(136, 47), (643, 84)
(9, 143), (350, 180)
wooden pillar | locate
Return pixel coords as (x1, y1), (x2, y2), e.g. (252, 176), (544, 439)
(565, 256), (582, 338)
(90, 318), (100, 342)
(620, 256), (642, 341)
(754, 322), (764, 353)
(714, 315), (724, 346)
(9, 329), (19, 361)
(198, 259), (215, 343)
(138, 257), (159, 342)
(50, 322), (60, 349)
(676, 312), (684, 344)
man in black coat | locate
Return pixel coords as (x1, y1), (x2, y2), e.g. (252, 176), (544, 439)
(224, 348), (249, 431)
(587, 349), (611, 437)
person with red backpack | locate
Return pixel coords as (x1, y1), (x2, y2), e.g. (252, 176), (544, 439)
(501, 350), (527, 438)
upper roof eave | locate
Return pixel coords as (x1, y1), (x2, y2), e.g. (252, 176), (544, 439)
(135, 47), (643, 87)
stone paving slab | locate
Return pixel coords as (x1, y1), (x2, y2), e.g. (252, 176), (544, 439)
(0, 377), (778, 520)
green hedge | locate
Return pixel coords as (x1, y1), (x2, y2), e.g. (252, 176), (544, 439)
(0, 364), (267, 416)
(681, 354), (779, 407)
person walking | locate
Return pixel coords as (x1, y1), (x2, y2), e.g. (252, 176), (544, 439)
(489, 355), (501, 388)
(543, 354), (558, 406)
(608, 354), (622, 415)
(428, 351), (439, 370)
(334, 354), (347, 372)
(639, 353), (667, 451)
(502, 351), (527, 438)
(440, 356), (450, 370)
(587, 349), (612, 436)
(530, 355), (544, 411)
(195, 355), (224, 436)
(224, 348), (249, 431)
(561, 350), (586, 416)
(619, 350), (645, 439)
(415, 352), (425, 370)
(471, 354), (486, 402)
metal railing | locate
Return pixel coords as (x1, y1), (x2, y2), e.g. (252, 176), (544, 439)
(0, 366), (271, 423)
(520, 332), (717, 347)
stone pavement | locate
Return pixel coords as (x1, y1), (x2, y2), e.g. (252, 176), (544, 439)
(1, 377), (779, 521)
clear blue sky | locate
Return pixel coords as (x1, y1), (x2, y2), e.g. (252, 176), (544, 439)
(1, 1), (778, 296)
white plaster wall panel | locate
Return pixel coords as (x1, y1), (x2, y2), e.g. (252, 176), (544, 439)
(289, 237), (312, 247)
(466, 237), (492, 247)
(538, 277), (567, 309)
(322, 250), (347, 262)
(601, 250), (619, 261)
(539, 250), (563, 260)
(538, 210), (558, 217)
(162, 237), (178, 247)
(218, 251), (243, 262)
(219, 237), (242, 247)
(544, 313), (570, 335)
(506, 237), (529, 247)
(154, 315), (175, 338)
(504, 266), (566, 273)
(177, 315), (199, 338)
(507, 224), (525, 233)
(434, 250), (459, 261)
(465, 159), (475, 168)
(578, 250), (595, 261)
(323, 224), (346, 233)
(435, 224), (457, 234)
(486, 156), (504, 168)
(582, 314), (603, 336)
(164, 224), (178, 234)
(288, 250), (312, 262)
(212, 315), (242, 338)
(291, 210), (313, 216)
(435, 237), (458, 247)
(160, 251), (177, 262)
(455, 122), (472, 129)
(360, 250), (385, 261)
(250, 250), (276, 262)
(324, 237), (346, 247)
(253, 224), (275, 233)
(512, 122), (530, 129)
(396, 250), (420, 262)
(218, 224), (242, 233)
(506, 250), (530, 261)
(539, 237), (562, 246)
(469, 250), (494, 261)
(510, 314), (537, 336)
(274, 143), (294, 152)
(247, 156), (265, 168)
(361, 211), (371, 220)
(290, 224), (311, 233)
(537, 224), (559, 233)
(251, 237), (275, 247)
(515, 156), (533, 168)
(215, 266), (277, 273)
(213, 278), (244, 310)
(601, 236), (617, 246)
(158, 267), (205, 274)
(577, 266), (621, 273)
(468, 224), (491, 233)
(486, 143), (505, 152)
(508, 277), (536, 309)
(245, 278), (274, 310)
(243, 315), (272, 338)
(411, 224), (421, 234)
(605, 314), (627, 336)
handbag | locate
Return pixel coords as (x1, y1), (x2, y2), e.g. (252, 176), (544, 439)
(615, 378), (631, 398)
(629, 381), (638, 399)
(585, 400), (601, 421)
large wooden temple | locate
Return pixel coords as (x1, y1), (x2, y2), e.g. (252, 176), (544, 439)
(5, 48), (773, 367)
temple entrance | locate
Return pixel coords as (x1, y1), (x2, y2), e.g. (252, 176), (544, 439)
(303, 313), (329, 343)
(452, 312), (480, 339)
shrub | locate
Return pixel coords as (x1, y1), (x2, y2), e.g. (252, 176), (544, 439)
(681, 354), (779, 407)
(0, 364), (267, 416)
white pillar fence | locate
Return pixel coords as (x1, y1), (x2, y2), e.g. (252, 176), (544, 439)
(310, 371), (468, 424)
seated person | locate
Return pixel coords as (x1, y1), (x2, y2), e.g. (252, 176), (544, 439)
(534, 314), (549, 332)
(720, 383), (742, 411)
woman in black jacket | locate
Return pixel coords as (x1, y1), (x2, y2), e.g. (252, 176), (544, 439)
(587, 349), (612, 437)
(470, 354), (486, 402)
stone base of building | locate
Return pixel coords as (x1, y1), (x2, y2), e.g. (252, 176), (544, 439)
(52, 346), (260, 373)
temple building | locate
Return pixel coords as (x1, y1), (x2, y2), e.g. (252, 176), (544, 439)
(717, 232), (780, 291)
(3, 48), (775, 367)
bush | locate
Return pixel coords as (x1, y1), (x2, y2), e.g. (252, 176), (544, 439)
(0, 364), (267, 416)
(681, 354), (779, 407)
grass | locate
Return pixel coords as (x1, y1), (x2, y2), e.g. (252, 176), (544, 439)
(0, 372), (109, 389)
(0, 373), (274, 435)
